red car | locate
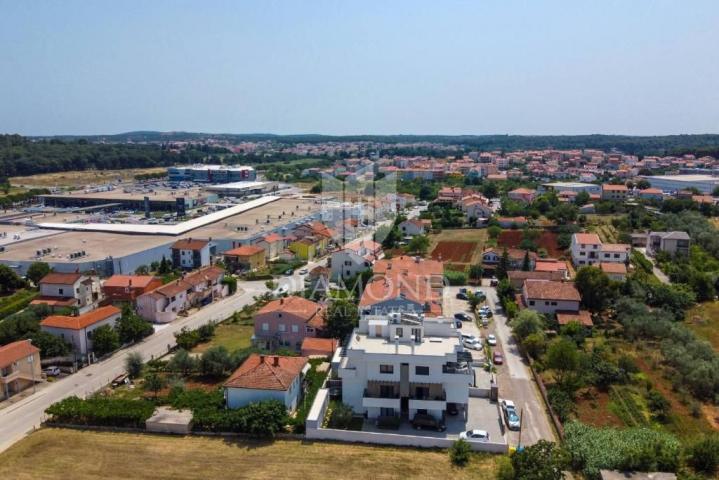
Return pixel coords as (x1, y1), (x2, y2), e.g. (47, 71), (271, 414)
(493, 351), (504, 365)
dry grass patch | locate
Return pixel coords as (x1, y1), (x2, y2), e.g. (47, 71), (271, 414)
(0, 428), (499, 480)
(10, 167), (166, 188)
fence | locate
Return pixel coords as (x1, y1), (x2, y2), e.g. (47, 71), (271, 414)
(305, 388), (508, 454)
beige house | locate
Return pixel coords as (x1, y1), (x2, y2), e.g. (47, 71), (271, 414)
(31, 272), (101, 313)
(0, 340), (41, 400)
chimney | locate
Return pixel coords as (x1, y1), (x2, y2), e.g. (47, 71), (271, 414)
(260, 355), (265, 363)
(280, 297), (284, 305)
(128, 278), (132, 287)
(273, 356), (280, 367)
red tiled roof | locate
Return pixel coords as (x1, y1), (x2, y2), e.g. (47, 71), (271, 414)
(0, 340), (39, 369)
(557, 310), (593, 327)
(257, 296), (325, 327)
(523, 280), (580, 302)
(263, 233), (284, 243)
(224, 245), (265, 257)
(103, 275), (159, 288)
(224, 354), (308, 391)
(602, 184), (628, 191)
(534, 261), (568, 273)
(30, 296), (76, 307)
(600, 262), (627, 274)
(373, 256), (443, 278)
(171, 238), (209, 250)
(601, 243), (630, 253)
(301, 337), (339, 357)
(41, 305), (121, 330)
(574, 233), (601, 244)
(39, 272), (82, 285)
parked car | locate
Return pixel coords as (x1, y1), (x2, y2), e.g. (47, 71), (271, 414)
(481, 317), (489, 327)
(298, 268), (308, 275)
(487, 334), (497, 346)
(493, 351), (504, 365)
(463, 338), (483, 350)
(111, 373), (130, 388)
(284, 269), (294, 275)
(456, 292), (469, 300)
(490, 277), (499, 286)
(43, 366), (61, 376)
(460, 429), (490, 441)
(454, 312), (472, 321)
(474, 290), (486, 300)
(274, 285), (289, 295)
(447, 402), (459, 416)
(501, 399), (521, 430)
(412, 413), (446, 432)
(461, 334), (478, 343)
(459, 287), (468, 294)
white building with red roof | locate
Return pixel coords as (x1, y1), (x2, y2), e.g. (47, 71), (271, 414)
(224, 354), (309, 410)
(32, 272), (101, 313)
(253, 296), (326, 351)
(40, 305), (122, 355)
(330, 238), (382, 282)
(0, 340), (41, 400)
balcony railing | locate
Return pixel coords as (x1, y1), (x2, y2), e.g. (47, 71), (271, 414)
(442, 364), (471, 374)
(410, 390), (446, 401)
(363, 389), (400, 399)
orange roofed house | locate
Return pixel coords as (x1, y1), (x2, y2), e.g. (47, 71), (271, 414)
(520, 279), (581, 315)
(0, 340), (41, 400)
(224, 354), (309, 410)
(359, 256), (444, 318)
(102, 275), (163, 304)
(171, 238), (212, 270)
(253, 296), (326, 351)
(41, 305), (122, 356)
(223, 245), (266, 272)
(32, 272), (101, 313)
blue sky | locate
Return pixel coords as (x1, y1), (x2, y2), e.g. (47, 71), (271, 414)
(1, 1), (718, 136)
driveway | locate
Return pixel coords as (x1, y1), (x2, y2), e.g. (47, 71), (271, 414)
(443, 284), (556, 446)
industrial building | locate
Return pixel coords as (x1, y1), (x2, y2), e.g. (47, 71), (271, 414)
(167, 164), (256, 183)
(638, 174), (719, 194)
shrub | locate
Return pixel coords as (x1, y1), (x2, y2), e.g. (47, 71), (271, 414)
(496, 456), (515, 480)
(449, 439), (472, 466)
(444, 270), (467, 286)
(45, 396), (155, 428)
(91, 325), (120, 357)
(199, 346), (232, 377)
(686, 434), (719, 475)
(192, 400), (288, 437)
(125, 352), (143, 379)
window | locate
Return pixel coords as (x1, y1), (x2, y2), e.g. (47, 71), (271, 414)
(415, 366), (429, 376)
(291, 325), (299, 333)
(380, 407), (395, 417)
(395, 328), (403, 338)
(262, 323), (269, 332)
(278, 324), (286, 332)
(551, 301), (557, 306)
(380, 364), (394, 374)
(529, 300), (535, 306)
(58, 288), (64, 295)
(614, 253), (620, 258)
(545, 301), (550, 306)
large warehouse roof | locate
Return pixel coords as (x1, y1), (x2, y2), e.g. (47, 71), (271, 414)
(36, 196), (280, 236)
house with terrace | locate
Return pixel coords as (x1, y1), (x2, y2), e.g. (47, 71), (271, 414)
(0, 340), (41, 401)
(32, 272), (101, 313)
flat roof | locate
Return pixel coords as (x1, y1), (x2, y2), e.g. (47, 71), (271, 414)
(36, 196), (280, 235)
(204, 181), (272, 191)
(640, 174), (719, 182)
(40, 186), (209, 203)
(543, 181), (598, 188)
(348, 333), (461, 357)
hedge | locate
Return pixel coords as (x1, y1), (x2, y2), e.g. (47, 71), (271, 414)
(0, 289), (38, 318)
(192, 400), (288, 436)
(45, 396), (155, 428)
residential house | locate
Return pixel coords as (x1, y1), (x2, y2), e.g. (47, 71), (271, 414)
(507, 270), (565, 289)
(600, 262), (627, 281)
(0, 340), (41, 400)
(496, 216), (528, 228)
(461, 195), (494, 221)
(399, 219), (431, 237)
(638, 188), (663, 201)
(31, 272), (101, 313)
(223, 245), (266, 272)
(601, 184), (629, 201)
(136, 266), (226, 323)
(224, 354), (309, 411)
(336, 313), (471, 423)
(304, 266), (330, 297)
(256, 233), (285, 261)
(534, 260), (569, 279)
(171, 238), (211, 270)
(521, 279), (581, 315)
(289, 236), (321, 261)
(41, 305), (122, 356)
(102, 275), (163, 304)
(570, 233), (602, 267)
(508, 188), (537, 203)
(293, 221), (334, 256)
(482, 248), (537, 271)
(599, 243), (630, 264)
(253, 296), (325, 351)
(646, 231), (691, 256)
(330, 238), (382, 281)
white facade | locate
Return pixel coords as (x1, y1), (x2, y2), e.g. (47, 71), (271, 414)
(41, 312), (120, 355)
(336, 314), (472, 423)
(225, 375), (303, 410)
(331, 250), (372, 281)
(570, 235), (602, 267)
(39, 276), (101, 313)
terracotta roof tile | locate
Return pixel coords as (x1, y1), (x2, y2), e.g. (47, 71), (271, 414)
(41, 305), (121, 330)
(103, 275), (160, 288)
(224, 354), (308, 391)
(0, 340), (39, 369)
(257, 296), (324, 325)
(171, 238), (209, 250)
(224, 245), (265, 257)
(523, 279), (581, 302)
(39, 272), (82, 285)
(573, 233), (601, 244)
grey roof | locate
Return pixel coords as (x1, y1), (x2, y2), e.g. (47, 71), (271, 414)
(600, 471), (676, 480)
(650, 231), (690, 240)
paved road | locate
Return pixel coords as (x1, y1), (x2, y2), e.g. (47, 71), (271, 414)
(0, 281), (269, 454)
(445, 284), (556, 447)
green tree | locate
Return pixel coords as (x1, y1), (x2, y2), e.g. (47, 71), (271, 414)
(574, 190), (590, 206)
(510, 309), (545, 342)
(546, 337), (581, 388)
(687, 434), (719, 475)
(0, 264), (27, 293)
(469, 264), (483, 280)
(91, 325), (120, 357)
(407, 235), (430, 255)
(168, 348), (197, 376)
(116, 306), (154, 344)
(323, 298), (358, 339)
(157, 256), (171, 275)
(488, 225), (502, 239)
(144, 372), (167, 398)
(134, 264), (150, 275)
(548, 202), (578, 224)
(26, 262), (50, 285)
(199, 346), (232, 377)
(496, 247), (510, 280)
(574, 266), (613, 313)
(125, 352), (144, 379)
(521, 250), (531, 271)
(25, 331), (70, 357)
(449, 439), (472, 466)
(511, 440), (568, 480)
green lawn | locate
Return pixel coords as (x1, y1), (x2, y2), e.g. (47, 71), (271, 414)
(191, 323), (254, 354)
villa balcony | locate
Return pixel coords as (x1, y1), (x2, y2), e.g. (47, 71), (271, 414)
(362, 389), (401, 409)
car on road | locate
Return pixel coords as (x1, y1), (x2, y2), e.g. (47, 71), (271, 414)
(501, 399), (521, 430)
(479, 305), (492, 317)
(274, 285), (289, 295)
(456, 292), (469, 300)
(493, 351), (504, 365)
(461, 333), (479, 342)
(284, 269), (294, 275)
(454, 312), (472, 321)
(43, 366), (60, 376)
(298, 268), (308, 275)
(459, 429), (490, 441)
(489, 276), (499, 286)
(474, 290), (486, 300)
(463, 338), (483, 350)
(487, 334), (497, 346)
(412, 413), (446, 431)
(481, 317), (489, 327)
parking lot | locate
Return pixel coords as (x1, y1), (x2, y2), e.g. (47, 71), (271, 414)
(443, 284), (556, 446)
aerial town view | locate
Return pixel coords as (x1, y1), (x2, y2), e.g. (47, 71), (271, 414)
(2, 2), (719, 480)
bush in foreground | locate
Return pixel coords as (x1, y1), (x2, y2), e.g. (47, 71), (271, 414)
(449, 439), (471, 466)
(45, 396), (155, 428)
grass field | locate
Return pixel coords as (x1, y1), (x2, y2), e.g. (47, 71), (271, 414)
(685, 301), (719, 352)
(10, 167), (166, 188)
(0, 428), (499, 480)
(427, 229), (487, 265)
(0, 186), (29, 198)
(191, 323), (254, 354)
